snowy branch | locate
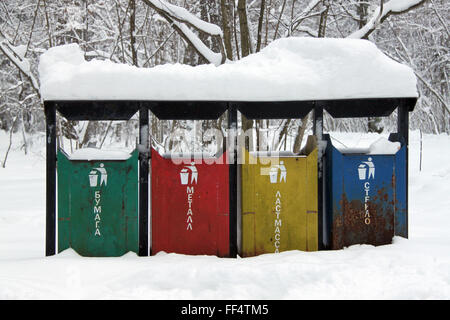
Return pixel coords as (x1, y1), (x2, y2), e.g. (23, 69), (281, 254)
(287, 0), (322, 36)
(0, 35), (41, 99)
(347, 0), (428, 39)
(383, 45), (449, 114)
(414, 71), (450, 114)
(141, 0), (226, 66)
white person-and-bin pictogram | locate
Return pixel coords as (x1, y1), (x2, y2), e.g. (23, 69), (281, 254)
(268, 161), (287, 184)
(180, 162), (198, 185)
(89, 164), (108, 187)
(358, 158), (375, 181)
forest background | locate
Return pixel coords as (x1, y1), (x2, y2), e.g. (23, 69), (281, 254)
(0, 0), (448, 163)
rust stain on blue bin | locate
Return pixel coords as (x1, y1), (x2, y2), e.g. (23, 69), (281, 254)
(324, 134), (407, 250)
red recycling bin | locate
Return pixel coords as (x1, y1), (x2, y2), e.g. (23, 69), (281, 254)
(151, 148), (230, 256)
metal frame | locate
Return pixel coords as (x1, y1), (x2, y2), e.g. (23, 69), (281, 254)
(228, 104), (238, 258)
(313, 103), (325, 250)
(45, 98), (416, 256)
(44, 101), (148, 256)
(145, 102), (236, 257)
(314, 98), (415, 247)
(138, 106), (149, 256)
(45, 102), (56, 256)
(396, 100), (410, 237)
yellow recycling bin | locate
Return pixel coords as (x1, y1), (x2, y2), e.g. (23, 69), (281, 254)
(241, 135), (318, 257)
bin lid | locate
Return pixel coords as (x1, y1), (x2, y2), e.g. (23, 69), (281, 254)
(68, 148), (132, 161)
(333, 137), (401, 155)
(160, 151), (223, 159)
(249, 151), (306, 158)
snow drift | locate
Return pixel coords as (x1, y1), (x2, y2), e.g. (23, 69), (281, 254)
(1, 131), (449, 299)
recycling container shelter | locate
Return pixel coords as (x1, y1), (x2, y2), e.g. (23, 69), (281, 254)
(57, 150), (139, 256)
(151, 149), (230, 256)
(324, 134), (407, 250)
(241, 135), (318, 257)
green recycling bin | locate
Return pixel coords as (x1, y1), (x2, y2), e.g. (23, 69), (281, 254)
(57, 149), (139, 256)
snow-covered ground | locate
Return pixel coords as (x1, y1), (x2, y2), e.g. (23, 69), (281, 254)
(0, 130), (449, 299)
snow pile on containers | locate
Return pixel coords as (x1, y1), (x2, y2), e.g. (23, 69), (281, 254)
(334, 137), (401, 155)
(39, 37), (418, 102)
(68, 148), (132, 160)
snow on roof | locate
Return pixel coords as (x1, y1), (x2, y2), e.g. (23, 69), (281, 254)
(39, 37), (418, 102)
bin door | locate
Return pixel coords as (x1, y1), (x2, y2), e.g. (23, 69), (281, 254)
(57, 150), (139, 257)
(151, 149), (229, 257)
(331, 154), (395, 249)
(241, 148), (318, 257)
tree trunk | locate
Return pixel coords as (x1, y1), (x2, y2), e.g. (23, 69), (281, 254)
(357, 0), (384, 133)
(221, 0), (234, 60)
(293, 114), (309, 153)
(2, 115), (18, 168)
(256, 0), (266, 52)
(273, 0), (287, 40)
(129, 0), (138, 66)
(233, 0), (241, 60)
(318, 1), (330, 38)
(368, 117), (383, 133)
(237, 0), (251, 58)
(241, 115), (254, 151)
(357, 0), (369, 31)
(275, 119), (291, 151)
(80, 121), (98, 148)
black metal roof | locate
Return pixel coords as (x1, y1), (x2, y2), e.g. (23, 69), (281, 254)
(48, 97), (417, 121)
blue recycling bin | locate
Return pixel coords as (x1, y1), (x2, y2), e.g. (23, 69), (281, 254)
(324, 134), (407, 250)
